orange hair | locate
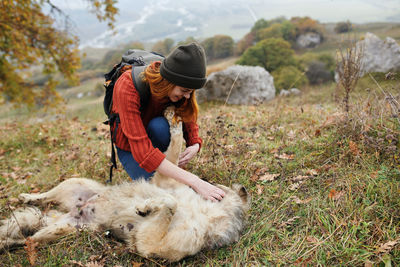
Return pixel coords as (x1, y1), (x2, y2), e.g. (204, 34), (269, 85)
(143, 61), (199, 123)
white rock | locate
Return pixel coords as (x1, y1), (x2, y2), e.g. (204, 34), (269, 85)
(197, 65), (276, 105)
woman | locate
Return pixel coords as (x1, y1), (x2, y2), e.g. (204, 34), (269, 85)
(111, 43), (225, 202)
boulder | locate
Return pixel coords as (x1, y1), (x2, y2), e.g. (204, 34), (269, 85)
(357, 32), (400, 76)
(197, 65), (275, 105)
(279, 88), (301, 97)
(296, 32), (321, 48)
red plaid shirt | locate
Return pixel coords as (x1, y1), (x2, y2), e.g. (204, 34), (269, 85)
(111, 70), (202, 172)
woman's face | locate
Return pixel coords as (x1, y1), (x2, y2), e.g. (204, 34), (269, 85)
(168, 86), (194, 102)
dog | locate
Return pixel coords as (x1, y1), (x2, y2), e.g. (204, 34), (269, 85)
(0, 107), (250, 262)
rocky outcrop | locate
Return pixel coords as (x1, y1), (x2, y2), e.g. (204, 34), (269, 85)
(197, 65), (275, 105)
(357, 32), (400, 75)
(296, 32), (322, 48)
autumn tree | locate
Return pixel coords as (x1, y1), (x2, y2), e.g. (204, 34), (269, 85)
(235, 32), (255, 56)
(0, 0), (118, 107)
(290, 16), (324, 40)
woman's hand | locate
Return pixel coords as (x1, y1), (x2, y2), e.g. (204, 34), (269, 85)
(157, 158), (225, 202)
(191, 178), (226, 202)
(178, 143), (200, 167)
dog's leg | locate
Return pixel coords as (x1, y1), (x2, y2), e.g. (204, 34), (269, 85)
(134, 195), (177, 258)
(163, 106), (183, 165)
(19, 178), (104, 211)
(0, 207), (43, 249)
(28, 214), (77, 244)
(151, 107), (184, 189)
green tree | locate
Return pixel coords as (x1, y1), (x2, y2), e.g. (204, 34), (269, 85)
(257, 23), (283, 41)
(212, 35), (234, 59)
(251, 18), (270, 33)
(201, 35), (234, 60)
(236, 38), (296, 73)
(0, 0), (117, 107)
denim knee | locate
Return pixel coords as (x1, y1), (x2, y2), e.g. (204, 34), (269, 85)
(147, 117), (170, 152)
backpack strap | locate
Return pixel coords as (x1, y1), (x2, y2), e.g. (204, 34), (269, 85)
(106, 66), (150, 183)
(131, 65), (151, 112)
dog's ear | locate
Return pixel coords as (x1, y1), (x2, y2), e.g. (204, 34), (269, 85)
(238, 186), (248, 203)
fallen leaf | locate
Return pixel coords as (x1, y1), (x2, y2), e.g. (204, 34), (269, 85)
(31, 188), (40, 193)
(377, 239), (399, 254)
(279, 216), (300, 228)
(306, 236), (319, 244)
(292, 175), (310, 182)
(132, 262), (143, 267)
(289, 182), (302, 191)
(275, 153), (295, 160)
(70, 260), (84, 266)
(364, 260), (373, 267)
(349, 140), (360, 156)
(8, 197), (19, 204)
(86, 261), (104, 267)
(291, 196), (313, 204)
(259, 173), (280, 181)
(250, 174), (258, 182)
(315, 129), (321, 137)
(287, 130), (296, 139)
(256, 184), (264, 195)
(255, 167), (268, 175)
(24, 237), (39, 266)
(306, 169), (319, 176)
(12, 166), (22, 172)
(328, 189), (344, 201)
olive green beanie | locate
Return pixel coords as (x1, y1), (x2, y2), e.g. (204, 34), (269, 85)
(160, 42), (207, 89)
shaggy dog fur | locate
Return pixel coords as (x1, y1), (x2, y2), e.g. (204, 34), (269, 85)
(0, 107), (250, 262)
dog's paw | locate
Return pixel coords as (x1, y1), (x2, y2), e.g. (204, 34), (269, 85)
(136, 200), (158, 217)
(136, 197), (177, 217)
(19, 193), (40, 204)
(163, 195), (177, 216)
(163, 106), (175, 123)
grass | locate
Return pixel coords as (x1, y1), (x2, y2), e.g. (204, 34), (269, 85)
(0, 71), (399, 266)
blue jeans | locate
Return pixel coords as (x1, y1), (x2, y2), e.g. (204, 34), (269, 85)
(116, 117), (170, 180)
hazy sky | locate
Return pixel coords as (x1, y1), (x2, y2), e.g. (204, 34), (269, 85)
(52, 0), (400, 23)
(50, 0), (400, 47)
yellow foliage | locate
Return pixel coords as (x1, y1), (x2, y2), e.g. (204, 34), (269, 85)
(0, 0), (117, 108)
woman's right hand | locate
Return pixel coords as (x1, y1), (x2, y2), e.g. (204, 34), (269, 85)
(156, 159), (226, 202)
(191, 178), (226, 202)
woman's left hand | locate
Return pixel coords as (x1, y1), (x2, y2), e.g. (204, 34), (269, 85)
(178, 143), (200, 167)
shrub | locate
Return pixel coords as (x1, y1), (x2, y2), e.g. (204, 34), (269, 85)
(272, 65), (307, 91)
(236, 38), (296, 73)
(306, 61), (333, 85)
(334, 21), (352, 33)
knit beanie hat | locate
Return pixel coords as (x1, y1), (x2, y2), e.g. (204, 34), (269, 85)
(160, 42), (207, 89)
